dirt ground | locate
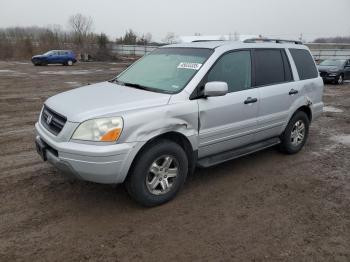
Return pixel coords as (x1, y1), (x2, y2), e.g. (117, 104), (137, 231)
(0, 61), (349, 262)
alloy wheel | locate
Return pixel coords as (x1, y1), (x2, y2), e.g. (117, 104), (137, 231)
(146, 155), (179, 195)
(338, 75), (343, 85)
(290, 120), (305, 146)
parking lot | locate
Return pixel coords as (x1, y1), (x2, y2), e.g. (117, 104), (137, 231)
(0, 61), (349, 261)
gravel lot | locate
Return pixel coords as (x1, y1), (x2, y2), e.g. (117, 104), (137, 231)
(0, 61), (349, 261)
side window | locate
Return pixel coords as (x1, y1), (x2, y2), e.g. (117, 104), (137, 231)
(254, 49), (287, 86)
(289, 49), (318, 80)
(281, 50), (293, 82)
(207, 50), (251, 93)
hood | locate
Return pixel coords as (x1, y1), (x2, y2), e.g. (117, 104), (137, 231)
(45, 81), (171, 122)
(32, 55), (46, 59)
(317, 65), (341, 72)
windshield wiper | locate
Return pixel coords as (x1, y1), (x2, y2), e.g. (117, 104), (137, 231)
(109, 78), (124, 85)
(109, 79), (150, 90)
(109, 79), (173, 94)
(123, 82), (154, 91)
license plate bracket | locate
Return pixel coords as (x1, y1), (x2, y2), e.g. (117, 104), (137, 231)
(35, 138), (47, 161)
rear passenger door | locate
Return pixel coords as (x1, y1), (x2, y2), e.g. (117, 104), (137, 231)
(57, 51), (65, 63)
(198, 50), (260, 158)
(253, 48), (297, 142)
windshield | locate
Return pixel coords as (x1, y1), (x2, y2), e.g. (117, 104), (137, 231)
(115, 48), (213, 93)
(43, 51), (55, 56)
(319, 59), (346, 66)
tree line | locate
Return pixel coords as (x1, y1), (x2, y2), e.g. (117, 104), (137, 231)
(2, 13), (348, 61)
(0, 14), (112, 60)
(0, 14), (164, 61)
(313, 36), (350, 44)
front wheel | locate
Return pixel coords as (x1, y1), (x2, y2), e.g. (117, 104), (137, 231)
(336, 74), (344, 85)
(279, 111), (309, 154)
(126, 139), (188, 207)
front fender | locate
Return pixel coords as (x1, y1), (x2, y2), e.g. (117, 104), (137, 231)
(128, 118), (197, 142)
(121, 101), (199, 150)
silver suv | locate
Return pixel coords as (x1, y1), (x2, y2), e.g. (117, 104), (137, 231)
(35, 39), (324, 206)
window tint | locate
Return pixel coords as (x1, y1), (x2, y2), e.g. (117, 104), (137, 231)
(254, 49), (287, 86)
(207, 51), (251, 93)
(289, 49), (318, 80)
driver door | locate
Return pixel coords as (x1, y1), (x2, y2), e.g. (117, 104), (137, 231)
(197, 50), (259, 158)
(50, 51), (60, 64)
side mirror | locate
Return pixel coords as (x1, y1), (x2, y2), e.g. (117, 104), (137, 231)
(203, 81), (228, 97)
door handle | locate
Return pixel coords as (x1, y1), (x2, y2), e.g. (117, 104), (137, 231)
(289, 89), (299, 95)
(244, 97), (258, 104)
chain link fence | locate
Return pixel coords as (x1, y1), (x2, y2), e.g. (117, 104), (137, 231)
(110, 43), (350, 61)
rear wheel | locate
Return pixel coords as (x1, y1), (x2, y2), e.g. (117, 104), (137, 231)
(67, 60), (73, 66)
(126, 139), (188, 207)
(279, 111), (309, 154)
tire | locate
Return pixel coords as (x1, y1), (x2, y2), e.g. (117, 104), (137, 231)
(126, 139), (188, 207)
(279, 111), (309, 154)
(336, 74), (344, 85)
(67, 60), (73, 66)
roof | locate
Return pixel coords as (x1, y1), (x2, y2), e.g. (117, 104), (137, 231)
(178, 34), (258, 43)
(162, 41), (229, 49)
(161, 40), (307, 50)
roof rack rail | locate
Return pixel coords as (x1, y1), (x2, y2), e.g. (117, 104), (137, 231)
(243, 38), (303, 45)
(191, 40), (225, 42)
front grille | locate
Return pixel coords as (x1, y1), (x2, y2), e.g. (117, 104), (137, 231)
(41, 105), (67, 135)
(319, 71), (327, 77)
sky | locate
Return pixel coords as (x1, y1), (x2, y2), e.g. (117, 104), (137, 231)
(0, 0), (349, 42)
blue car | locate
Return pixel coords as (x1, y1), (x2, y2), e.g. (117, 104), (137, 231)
(31, 50), (77, 66)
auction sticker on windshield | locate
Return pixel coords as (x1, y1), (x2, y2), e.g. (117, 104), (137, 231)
(177, 62), (202, 70)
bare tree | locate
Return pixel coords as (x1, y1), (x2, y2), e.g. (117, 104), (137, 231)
(162, 32), (177, 44)
(96, 33), (112, 60)
(68, 13), (93, 52)
(116, 29), (138, 45)
(145, 32), (152, 44)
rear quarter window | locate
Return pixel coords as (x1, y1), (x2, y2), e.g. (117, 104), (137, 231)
(289, 49), (318, 80)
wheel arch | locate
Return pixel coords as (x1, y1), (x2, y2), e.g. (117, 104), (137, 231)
(296, 105), (312, 122)
(125, 131), (197, 182)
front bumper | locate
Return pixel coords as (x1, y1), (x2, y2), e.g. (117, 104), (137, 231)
(35, 122), (140, 184)
(320, 72), (340, 81)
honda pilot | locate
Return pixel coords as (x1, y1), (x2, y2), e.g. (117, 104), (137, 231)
(35, 39), (324, 206)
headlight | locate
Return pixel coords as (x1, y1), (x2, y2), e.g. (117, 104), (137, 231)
(72, 117), (123, 142)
